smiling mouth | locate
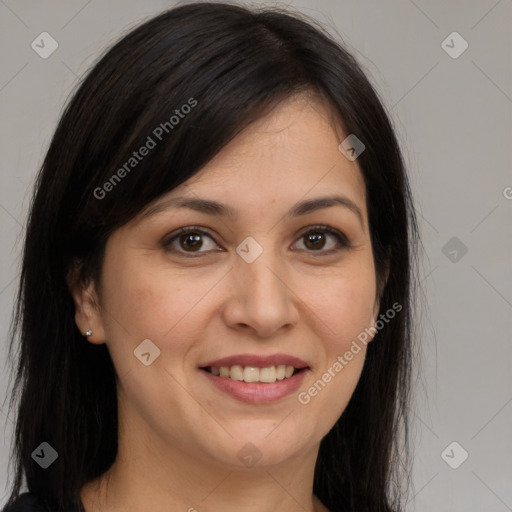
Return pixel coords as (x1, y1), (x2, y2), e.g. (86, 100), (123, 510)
(202, 365), (305, 384)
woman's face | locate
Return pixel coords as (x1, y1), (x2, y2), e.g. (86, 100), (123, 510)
(77, 94), (380, 469)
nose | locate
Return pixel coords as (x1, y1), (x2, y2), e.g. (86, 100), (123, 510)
(221, 246), (299, 338)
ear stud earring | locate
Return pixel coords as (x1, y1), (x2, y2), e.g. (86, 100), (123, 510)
(84, 329), (93, 338)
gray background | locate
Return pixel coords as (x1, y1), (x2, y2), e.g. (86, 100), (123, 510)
(1, 0), (511, 510)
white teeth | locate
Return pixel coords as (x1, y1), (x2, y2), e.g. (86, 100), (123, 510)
(230, 365), (244, 381)
(208, 364), (298, 383)
(259, 367), (276, 383)
(243, 366), (260, 382)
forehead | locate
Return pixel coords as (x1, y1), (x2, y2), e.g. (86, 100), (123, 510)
(176, 93), (367, 212)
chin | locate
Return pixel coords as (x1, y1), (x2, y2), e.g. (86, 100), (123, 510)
(205, 428), (314, 469)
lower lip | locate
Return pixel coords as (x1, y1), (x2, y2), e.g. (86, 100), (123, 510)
(200, 368), (309, 404)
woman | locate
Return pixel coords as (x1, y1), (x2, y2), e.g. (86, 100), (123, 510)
(3, 2), (419, 511)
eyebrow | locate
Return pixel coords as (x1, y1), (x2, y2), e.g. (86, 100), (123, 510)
(140, 194), (364, 228)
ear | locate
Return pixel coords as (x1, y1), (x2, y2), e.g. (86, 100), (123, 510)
(67, 261), (106, 344)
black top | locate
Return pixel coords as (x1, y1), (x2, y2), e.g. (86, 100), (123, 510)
(2, 493), (84, 512)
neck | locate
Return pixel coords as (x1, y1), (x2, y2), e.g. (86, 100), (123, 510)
(80, 397), (329, 512)
(81, 449), (328, 512)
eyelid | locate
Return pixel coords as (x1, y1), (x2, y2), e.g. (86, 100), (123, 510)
(162, 225), (220, 255)
(292, 224), (351, 255)
(162, 224), (351, 256)
(295, 224), (350, 245)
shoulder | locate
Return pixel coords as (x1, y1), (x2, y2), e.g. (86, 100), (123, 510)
(2, 493), (82, 512)
(2, 493), (46, 512)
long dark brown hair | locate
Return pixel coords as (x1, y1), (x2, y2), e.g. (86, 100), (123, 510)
(4, 3), (419, 511)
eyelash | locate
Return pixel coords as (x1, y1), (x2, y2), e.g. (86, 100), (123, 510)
(162, 224), (351, 258)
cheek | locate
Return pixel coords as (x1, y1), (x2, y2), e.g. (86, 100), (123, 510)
(101, 266), (169, 337)
(294, 260), (376, 429)
(294, 274), (374, 432)
(99, 258), (220, 352)
(301, 266), (376, 348)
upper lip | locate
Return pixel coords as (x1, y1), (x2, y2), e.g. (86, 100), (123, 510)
(200, 353), (310, 369)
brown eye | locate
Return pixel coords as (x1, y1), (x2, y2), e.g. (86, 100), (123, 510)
(163, 227), (220, 256)
(303, 231), (327, 250)
(163, 224), (350, 258)
(293, 226), (350, 254)
(178, 233), (203, 251)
